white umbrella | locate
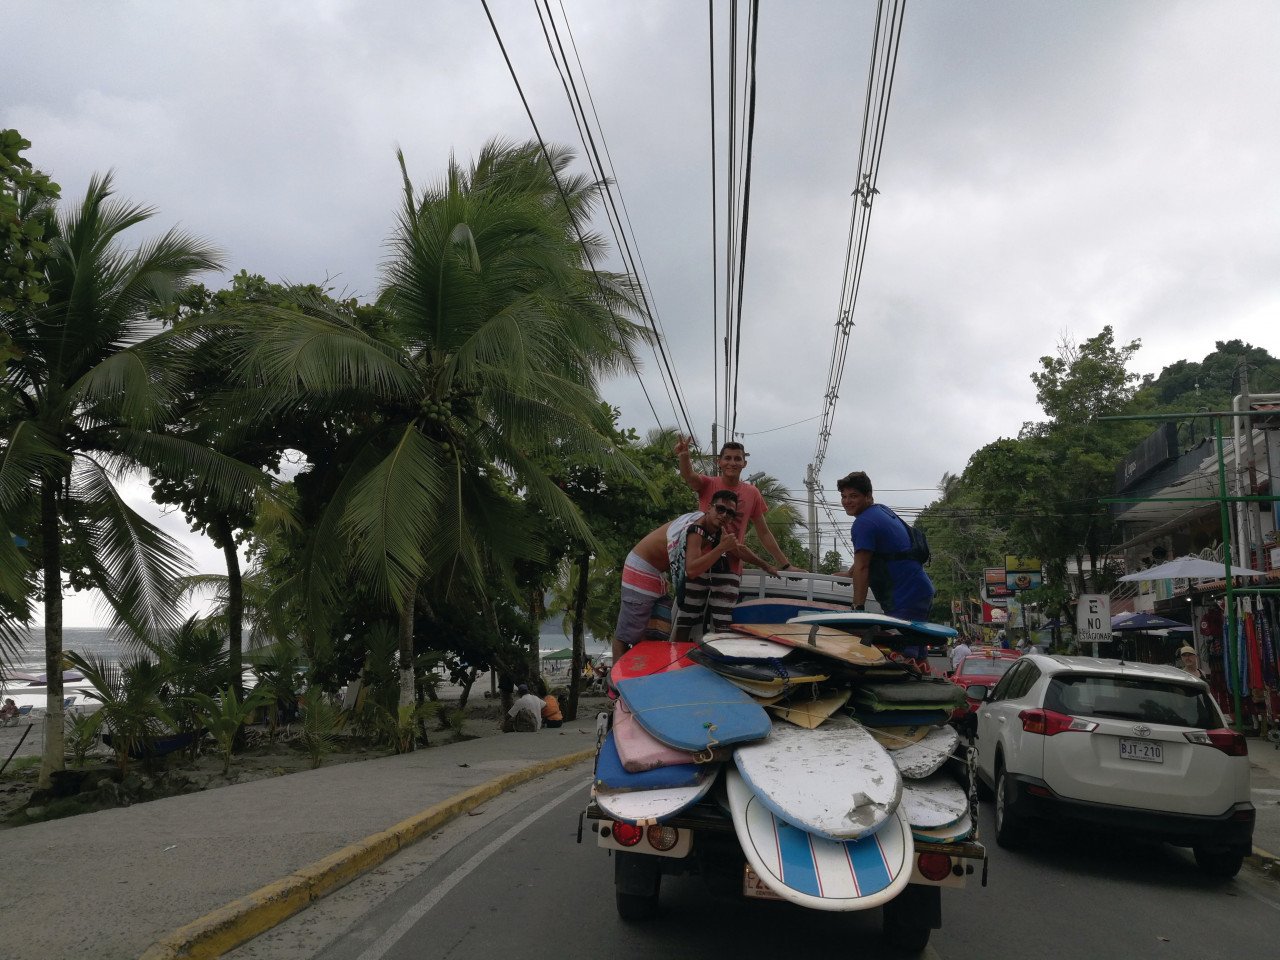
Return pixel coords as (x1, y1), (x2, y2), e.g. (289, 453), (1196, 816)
(1118, 555), (1265, 582)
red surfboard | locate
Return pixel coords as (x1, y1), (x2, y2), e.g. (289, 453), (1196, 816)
(611, 640), (696, 685)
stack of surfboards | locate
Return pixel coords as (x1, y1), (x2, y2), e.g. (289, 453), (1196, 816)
(593, 603), (974, 910)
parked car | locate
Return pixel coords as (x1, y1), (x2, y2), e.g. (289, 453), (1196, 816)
(947, 648), (1020, 736)
(971, 654), (1254, 877)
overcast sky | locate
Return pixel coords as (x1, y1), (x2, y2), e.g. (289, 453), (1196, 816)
(8, 0), (1278, 626)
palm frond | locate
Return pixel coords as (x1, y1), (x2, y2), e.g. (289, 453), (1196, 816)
(104, 428), (273, 515)
(0, 420), (69, 511)
(342, 424), (450, 608)
(70, 455), (191, 639)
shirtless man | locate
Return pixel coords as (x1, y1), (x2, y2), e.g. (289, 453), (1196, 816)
(613, 491), (772, 659)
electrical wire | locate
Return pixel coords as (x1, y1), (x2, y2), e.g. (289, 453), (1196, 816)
(811, 0), (907, 479)
(479, 0), (669, 433)
(728, 0), (760, 441)
(536, 0), (697, 440)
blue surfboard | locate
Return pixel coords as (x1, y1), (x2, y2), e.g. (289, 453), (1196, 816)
(617, 664), (772, 752)
(731, 597), (848, 625)
(594, 731), (705, 791)
(727, 769), (913, 911)
(789, 611), (958, 640)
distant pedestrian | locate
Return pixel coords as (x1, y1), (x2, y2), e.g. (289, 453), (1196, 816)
(949, 639), (972, 674)
(503, 684), (544, 732)
(1176, 645), (1207, 680)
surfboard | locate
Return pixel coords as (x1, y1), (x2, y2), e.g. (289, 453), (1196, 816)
(733, 717), (902, 840)
(851, 678), (966, 710)
(610, 640), (695, 686)
(890, 725), (959, 779)
(687, 647), (830, 687)
(617, 663), (772, 752)
(730, 622), (886, 668)
(767, 690), (850, 729)
(595, 766), (720, 826)
(865, 724), (933, 750)
(912, 808), (974, 844)
(731, 597), (849, 624)
(850, 708), (954, 728)
(595, 731), (705, 791)
(899, 774), (969, 829)
(700, 633), (795, 661)
(789, 611), (958, 640)
(727, 769), (914, 911)
(612, 698), (720, 772)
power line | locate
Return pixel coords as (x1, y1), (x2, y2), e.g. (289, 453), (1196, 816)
(708, 0), (719, 447)
(728, 0), (760, 441)
(534, 0), (697, 440)
(811, 0), (907, 478)
(479, 0), (667, 433)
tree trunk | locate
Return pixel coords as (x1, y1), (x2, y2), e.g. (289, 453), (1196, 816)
(457, 666), (479, 712)
(567, 552), (589, 722)
(215, 515), (244, 698)
(397, 579), (418, 727)
(39, 478), (65, 789)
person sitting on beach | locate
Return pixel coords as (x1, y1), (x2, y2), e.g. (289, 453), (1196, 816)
(0, 698), (17, 722)
(540, 681), (564, 729)
(503, 684), (545, 733)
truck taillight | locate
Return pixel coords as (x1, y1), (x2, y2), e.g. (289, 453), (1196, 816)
(646, 825), (679, 851)
(611, 822), (643, 846)
(917, 852), (952, 881)
(1019, 709), (1097, 736)
(1183, 728), (1248, 756)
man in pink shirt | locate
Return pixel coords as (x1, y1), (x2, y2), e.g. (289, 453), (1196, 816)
(675, 438), (796, 608)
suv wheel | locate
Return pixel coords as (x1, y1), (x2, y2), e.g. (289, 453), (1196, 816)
(1193, 846), (1244, 880)
(994, 763), (1026, 850)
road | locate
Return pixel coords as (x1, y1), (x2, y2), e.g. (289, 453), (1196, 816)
(229, 761), (1280, 960)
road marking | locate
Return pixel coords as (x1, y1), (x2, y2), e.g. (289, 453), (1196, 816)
(354, 776), (587, 960)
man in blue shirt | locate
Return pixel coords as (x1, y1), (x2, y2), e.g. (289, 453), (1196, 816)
(838, 470), (935, 623)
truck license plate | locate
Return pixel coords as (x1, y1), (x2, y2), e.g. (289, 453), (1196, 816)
(1119, 738), (1163, 763)
(743, 864), (783, 900)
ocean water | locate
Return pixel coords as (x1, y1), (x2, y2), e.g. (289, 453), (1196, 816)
(10, 627), (123, 675)
(7, 627), (605, 676)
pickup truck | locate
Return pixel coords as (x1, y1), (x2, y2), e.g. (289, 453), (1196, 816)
(580, 730), (987, 952)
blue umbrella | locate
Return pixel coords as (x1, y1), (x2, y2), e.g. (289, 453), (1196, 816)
(1110, 612), (1187, 632)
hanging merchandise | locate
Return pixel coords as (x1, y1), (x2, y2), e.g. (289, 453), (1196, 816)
(1247, 612), (1265, 695)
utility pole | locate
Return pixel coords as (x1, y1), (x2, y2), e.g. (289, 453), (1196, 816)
(805, 463), (819, 567)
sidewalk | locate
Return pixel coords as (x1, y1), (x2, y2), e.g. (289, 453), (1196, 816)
(0, 720), (600, 960)
(1248, 735), (1280, 862)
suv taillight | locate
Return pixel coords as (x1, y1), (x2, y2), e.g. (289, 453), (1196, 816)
(1183, 728), (1248, 756)
(1019, 708), (1098, 736)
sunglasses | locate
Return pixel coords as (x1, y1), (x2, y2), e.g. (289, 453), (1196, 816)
(712, 504), (738, 518)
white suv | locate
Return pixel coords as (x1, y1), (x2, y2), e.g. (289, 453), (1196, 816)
(972, 654), (1254, 878)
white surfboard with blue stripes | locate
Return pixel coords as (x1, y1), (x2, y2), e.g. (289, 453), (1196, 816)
(727, 769), (914, 911)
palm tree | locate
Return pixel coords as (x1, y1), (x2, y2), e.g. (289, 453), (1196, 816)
(0, 173), (265, 786)
(228, 140), (647, 712)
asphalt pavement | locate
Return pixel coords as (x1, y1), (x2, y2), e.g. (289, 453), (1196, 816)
(1, 690), (1278, 960)
(0, 716), (602, 960)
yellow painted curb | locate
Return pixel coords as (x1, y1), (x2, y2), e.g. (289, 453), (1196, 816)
(139, 747), (595, 960)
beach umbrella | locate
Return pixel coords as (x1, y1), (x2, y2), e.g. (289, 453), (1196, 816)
(1110, 612), (1187, 632)
(540, 648), (575, 661)
(1118, 556), (1264, 582)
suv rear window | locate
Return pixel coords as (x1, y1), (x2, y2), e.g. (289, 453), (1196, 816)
(1045, 675), (1219, 728)
(958, 657), (1016, 678)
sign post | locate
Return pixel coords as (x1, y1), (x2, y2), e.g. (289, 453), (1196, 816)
(1076, 594), (1112, 658)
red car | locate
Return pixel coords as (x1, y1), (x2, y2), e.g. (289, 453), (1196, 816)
(948, 647), (1020, 735)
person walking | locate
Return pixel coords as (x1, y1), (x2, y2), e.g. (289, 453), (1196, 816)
(949, 638), (973, 674)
